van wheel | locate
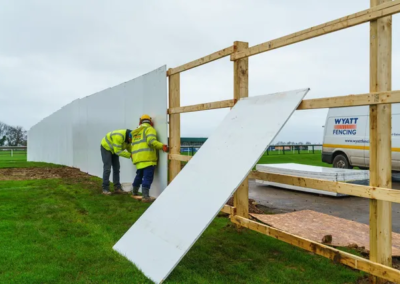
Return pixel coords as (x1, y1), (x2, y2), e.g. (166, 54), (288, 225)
(333, 154), (352, 169)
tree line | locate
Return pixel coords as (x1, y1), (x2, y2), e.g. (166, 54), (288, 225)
(0, 121), (27, 146)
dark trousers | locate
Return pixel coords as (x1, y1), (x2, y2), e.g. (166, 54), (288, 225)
(132, 166), (155, 189)
(100, 145), (121, 190)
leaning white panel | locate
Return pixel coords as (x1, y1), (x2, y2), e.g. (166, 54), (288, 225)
(113, 89), (309, 283)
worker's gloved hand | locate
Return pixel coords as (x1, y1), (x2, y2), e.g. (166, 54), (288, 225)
(162, 145), (169, 153)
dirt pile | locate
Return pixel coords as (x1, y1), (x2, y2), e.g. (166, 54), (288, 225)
(0, 167), (91, 181)
(226, 197), (264, 214)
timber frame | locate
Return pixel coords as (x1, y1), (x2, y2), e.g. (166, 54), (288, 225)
(166, 1), (400, 283)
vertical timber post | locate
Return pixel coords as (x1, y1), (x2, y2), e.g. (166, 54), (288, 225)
(369, 0), (392, 282)
(233, 41), (249, 219)
(168, 71), (181, 183)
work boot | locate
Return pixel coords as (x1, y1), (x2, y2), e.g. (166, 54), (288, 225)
(114, 186), (125, 194)
(141, 187), (152, 203)
(132, 186), (140, 196)
(102, 189), (111, 195)
(114, 187), (124, 194)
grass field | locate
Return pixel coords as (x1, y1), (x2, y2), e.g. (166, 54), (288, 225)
(0, 152), (366, 283)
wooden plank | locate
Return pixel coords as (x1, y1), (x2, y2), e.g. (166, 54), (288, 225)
(168, 154), (192, 162)
(220, 205), (236, 215)
(233, 41), (249, 220)
(297, 90), (400, 110)
(248, 171), (400, 204)
(369, 1), (379, 279)
(168, 72), (181, 183)
(231, 0), (400, 60)
(374, 0), (393, 276)
(168, 99), (236, 114)
(231, 216), (400, 283)
(167, 46), (234, 76)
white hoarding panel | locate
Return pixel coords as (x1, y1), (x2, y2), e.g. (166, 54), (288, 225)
(113, 89), (309, 283)
(28, 66), (167, 196)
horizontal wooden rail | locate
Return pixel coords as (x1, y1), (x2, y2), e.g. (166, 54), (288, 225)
(231, 0), (400, 60)
(297, 90), (400, 110)
(167, 46), (234, 76)
(248, 171), (400, 204)
(168, 154), (192, 162)
(231, 216), (400, 283)
(221, 205), (236, 215)
(168, 99), (236, 114)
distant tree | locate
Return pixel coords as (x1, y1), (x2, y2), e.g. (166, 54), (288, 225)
(298, 142), (303, 145)
(306, 141), (311, 145)
(6, 126), (27, 146)
(0, 122), (9, 146)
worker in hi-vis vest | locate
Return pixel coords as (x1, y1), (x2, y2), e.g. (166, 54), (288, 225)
(130, 114), (168, 202)
(100, 129), (132, 195)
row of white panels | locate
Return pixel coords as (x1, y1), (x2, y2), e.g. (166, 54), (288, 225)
(28, 66), (168, 197)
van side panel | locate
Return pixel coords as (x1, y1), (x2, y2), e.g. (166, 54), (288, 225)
(391, 113), (399, 170)
(323, 115), (368, 167)
(364, 113), (400, 171)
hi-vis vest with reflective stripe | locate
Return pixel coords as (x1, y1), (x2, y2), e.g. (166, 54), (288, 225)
(101, 130), (131, 159)
(131, 123), (163, 165)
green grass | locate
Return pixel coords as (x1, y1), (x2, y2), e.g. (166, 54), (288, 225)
(0, 151), (61, 168)
(0, 154), (365, 283)
(182, 150), (330, 169)
(256, 151), (329, 167)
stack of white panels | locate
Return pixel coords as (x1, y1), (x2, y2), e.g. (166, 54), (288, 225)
(255, 163), (370, 196)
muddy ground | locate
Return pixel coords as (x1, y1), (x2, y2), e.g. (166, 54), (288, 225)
(0, 167), (91, 181)
(249, 179), (400, 233)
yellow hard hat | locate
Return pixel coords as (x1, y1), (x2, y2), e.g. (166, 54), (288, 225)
(140, 114), (151, 120)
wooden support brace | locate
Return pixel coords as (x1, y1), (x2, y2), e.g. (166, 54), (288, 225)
(168, 99), (236, 114)
(220, 205), (236, 215)
(168, 72), (181, 183)
(233, 41), (249, 219)
(369, 1), (393, 281)
(231, 216), (400, 283)
(168, 154), (192, 162)
(297, 90), (400, 110)
(231, 0), (400, 60)
(167, 46), (235, 76)
(248, 171), (400, 204)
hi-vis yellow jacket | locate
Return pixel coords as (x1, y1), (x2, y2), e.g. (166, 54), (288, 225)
(101, 129), (131, 159)
(130, 123), (163, 169)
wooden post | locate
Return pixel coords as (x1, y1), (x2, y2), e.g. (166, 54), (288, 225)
(168, 72), (181, 183)
(369, 0), (392, 281)
(233, 41), (249, 219)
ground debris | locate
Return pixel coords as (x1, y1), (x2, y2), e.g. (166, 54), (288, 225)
(0, 167), (91, 180)
(226, 197), (264, 214)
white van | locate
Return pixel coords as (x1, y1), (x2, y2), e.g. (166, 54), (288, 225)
(322, 104), (400, 170)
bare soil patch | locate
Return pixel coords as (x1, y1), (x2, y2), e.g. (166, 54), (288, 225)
(0, 167), (91, 180)
(226, 197), (264, 214)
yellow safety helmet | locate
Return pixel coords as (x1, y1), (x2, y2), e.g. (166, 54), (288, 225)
(140, 114), (151, 120)
(139, 114), (153, 126)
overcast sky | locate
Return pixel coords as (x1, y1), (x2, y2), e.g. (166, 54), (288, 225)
(1, 0), (399, 143)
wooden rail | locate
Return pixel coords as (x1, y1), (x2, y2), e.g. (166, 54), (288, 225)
(231, 216), (400, 283)
(167, 90), (400, 117)
(231, 0), (400, 60)
(297, 90), (400, 110)
(167, 46), (235, 76)
(248, 171), (400, 204)
(221, 205), (236, 215)
(168, 99), (236, 114)
(168, 154), (192, 162)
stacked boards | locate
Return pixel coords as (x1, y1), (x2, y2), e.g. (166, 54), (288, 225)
(255, 163), (370, 196)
